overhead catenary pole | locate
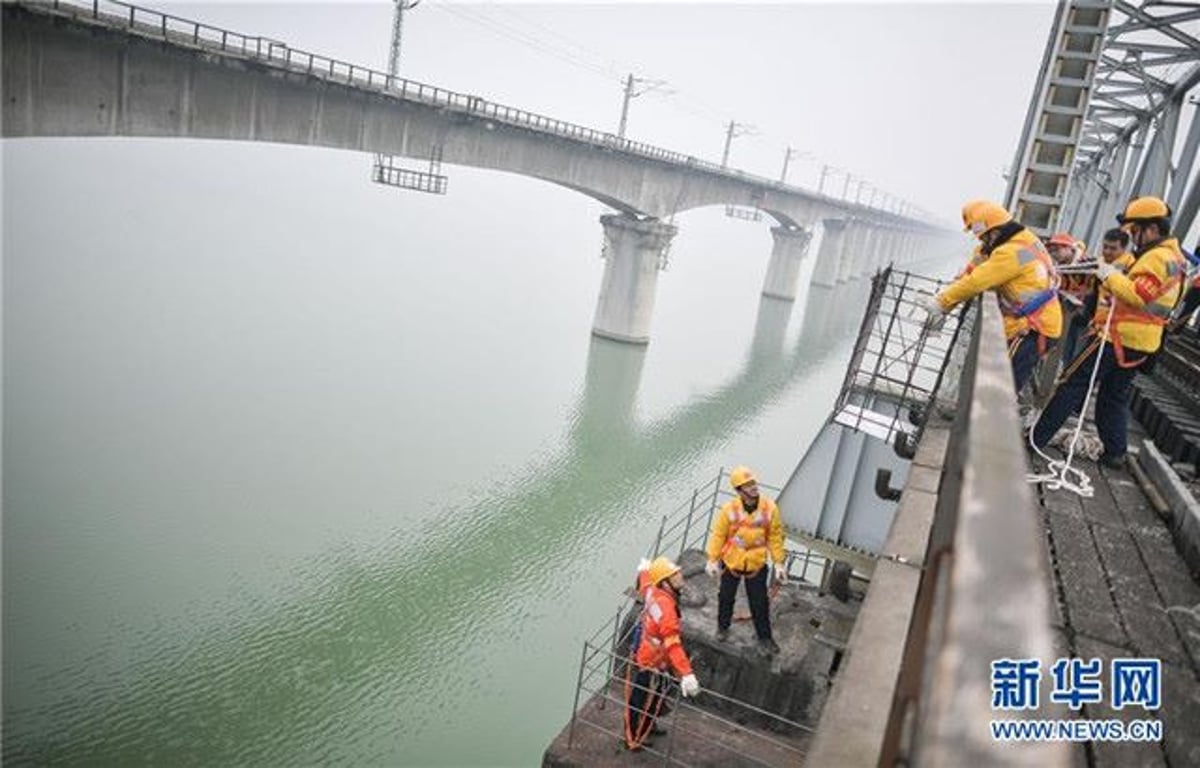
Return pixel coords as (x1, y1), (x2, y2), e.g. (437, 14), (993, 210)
(617, 74), (635, 139)
(780, 146), (798, 183)
(616, 74), (667, 139)
(387, 0), (420, 77)
(818, 164), (837, 195)
(855, 179), (868, 204)
(721, 121), (754, 168)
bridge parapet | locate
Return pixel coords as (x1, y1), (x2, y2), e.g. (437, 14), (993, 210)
(3, 0), (938, 232)
(807, 296), (1069, 766)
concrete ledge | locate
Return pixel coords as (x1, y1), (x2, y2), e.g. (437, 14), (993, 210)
(804, 425), (946, 765)
(805, 559), (921, 766)
(1140, 439), (1200, 576)
(589, 328), (649, 345)
(760, 290), (797, 302)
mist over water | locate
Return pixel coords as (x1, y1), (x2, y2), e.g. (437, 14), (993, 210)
(3, 137), (935, 765)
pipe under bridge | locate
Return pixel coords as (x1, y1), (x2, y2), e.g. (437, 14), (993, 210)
(1, 0), (948, 344)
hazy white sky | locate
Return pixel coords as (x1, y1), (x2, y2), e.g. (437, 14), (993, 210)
(167, 1), (1058, 222)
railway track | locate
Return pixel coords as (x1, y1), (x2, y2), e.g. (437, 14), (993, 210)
(1131, 330), (1200, 473)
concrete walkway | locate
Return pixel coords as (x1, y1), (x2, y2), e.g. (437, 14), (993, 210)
(1038, 448), (1200, 766)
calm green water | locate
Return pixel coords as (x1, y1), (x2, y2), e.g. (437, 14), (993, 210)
(3, 138), (940, 765)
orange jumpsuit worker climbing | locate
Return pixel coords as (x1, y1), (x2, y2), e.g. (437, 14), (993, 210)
(625, 556), (700, 752)
(924, 200), (1063, 394)
(705, 466), (786, 655)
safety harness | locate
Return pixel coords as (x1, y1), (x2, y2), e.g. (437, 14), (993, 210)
(718, 501), (774, 568)
(622, 585), (679, 751)
(1100, 247), (1187, 367)
(1028, 242), (1187, 497)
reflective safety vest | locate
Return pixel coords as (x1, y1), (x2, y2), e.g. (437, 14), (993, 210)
(634, 584), (692, 676)
(1096, 238), (1187, 365)
(1091, 253), (1136, 329)
(941, 228), (1063, 341)
(706, 496), (784, 574)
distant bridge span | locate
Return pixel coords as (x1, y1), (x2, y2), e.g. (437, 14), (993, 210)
(2, 0), (947, 342)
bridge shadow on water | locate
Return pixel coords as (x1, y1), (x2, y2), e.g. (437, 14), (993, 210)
(4, 280), (869, 765)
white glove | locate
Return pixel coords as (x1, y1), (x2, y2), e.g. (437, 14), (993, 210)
(775, 567), (789, 586)
(680, 673), (700, 698)
(1096, 260), (1119, 281)
(922, 294), (946, 331)
(705, 560), (721, 578)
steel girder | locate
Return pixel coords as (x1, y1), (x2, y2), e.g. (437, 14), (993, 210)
(1059, 0), (1200, 246)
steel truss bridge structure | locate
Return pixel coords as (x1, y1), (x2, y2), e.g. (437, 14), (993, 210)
(1007, 0), (1200, 248)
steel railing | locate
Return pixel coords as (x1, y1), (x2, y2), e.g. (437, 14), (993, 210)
(560, 469), (832, 765)
(20, 0), (907, 219)
(568, 642), (811, 766)
(832, 267), (975, 451)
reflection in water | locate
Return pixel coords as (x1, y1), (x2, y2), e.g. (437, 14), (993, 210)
(748, 295), (794, 364)
(3, 283), (869, 766)
(574, 336), (648, 439)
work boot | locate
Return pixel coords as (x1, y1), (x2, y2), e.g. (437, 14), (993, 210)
(650, 723), (668, 736)
(1099, 453), (1126, 470)
(758, 637), (780, 655)
(716, 627), (730, 642)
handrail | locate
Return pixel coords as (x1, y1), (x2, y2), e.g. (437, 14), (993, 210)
(21, 0), (923, 224)
(568, 642), (811, 765)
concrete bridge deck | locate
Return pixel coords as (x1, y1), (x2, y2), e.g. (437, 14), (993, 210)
(1, 0), (951, 344)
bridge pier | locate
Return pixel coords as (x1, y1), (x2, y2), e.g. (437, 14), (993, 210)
(874, 227), (896, 273)
(592, 214), (677, 344)
(761, 225), (813, 301)
(855, 222), (882, 281)
(811, 219), (848, 288)
(834, 222), (858, 283)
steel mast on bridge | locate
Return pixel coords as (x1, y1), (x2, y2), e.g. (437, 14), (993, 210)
(371, 0), (448, 195)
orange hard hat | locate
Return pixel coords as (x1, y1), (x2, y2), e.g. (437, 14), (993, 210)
(1047, 233), (1076, 248)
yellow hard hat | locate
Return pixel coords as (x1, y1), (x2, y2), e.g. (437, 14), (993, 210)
(729, 465), (757, 490)
(960, 199), (988, 231)
(646, 556), (681, 586)
(962, 200), (1012, 236)
(1116, 196), (1170, 225)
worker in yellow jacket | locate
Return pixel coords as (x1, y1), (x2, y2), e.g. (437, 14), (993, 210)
(705, 466), (785, 655)
(925, 200), (1063, 394)
(1033, 197), (1188, 467)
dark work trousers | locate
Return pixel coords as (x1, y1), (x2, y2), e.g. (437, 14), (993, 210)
(626, 667), (670, 743)
(1061, 309), (1089, 365)
(1011, 332), (1055, 395)
(1031, 340), (1143, 459)
(717, 567), (772, 641)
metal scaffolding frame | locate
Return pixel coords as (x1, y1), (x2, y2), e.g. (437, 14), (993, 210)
(1016, 0), (1200, 247)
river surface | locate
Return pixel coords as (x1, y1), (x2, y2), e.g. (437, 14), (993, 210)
(3, 137), (956, 765)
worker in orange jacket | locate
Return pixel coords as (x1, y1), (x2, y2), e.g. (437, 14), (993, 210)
(625, 556), (700, 751)
(1033, 197), (1188, 467)
(705, 466), (786, 655)
(925, 200), (1063, 394)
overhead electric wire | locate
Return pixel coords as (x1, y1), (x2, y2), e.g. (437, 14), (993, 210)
(423, 1), (921, 214)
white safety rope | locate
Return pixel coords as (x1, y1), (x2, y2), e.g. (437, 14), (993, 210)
(1025, 306), (1116, 498)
